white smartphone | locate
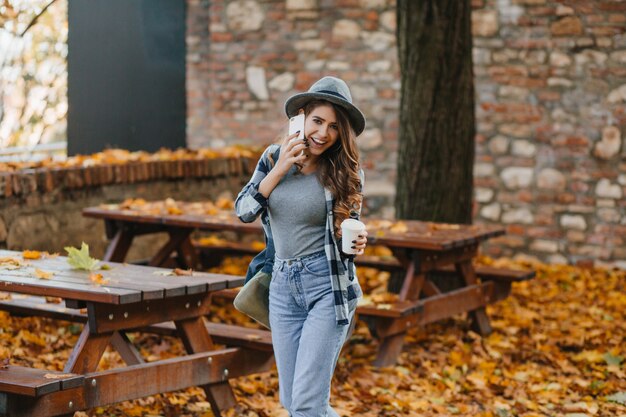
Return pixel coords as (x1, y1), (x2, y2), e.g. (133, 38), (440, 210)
(288, 113), (305, 141)
(288, 113), (305, 156)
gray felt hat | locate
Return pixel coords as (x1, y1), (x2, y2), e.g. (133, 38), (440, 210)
(284, 76), (366, 136)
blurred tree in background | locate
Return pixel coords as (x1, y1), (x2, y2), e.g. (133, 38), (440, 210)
(0, 0), (67, 154)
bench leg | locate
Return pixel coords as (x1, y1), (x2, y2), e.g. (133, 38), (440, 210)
(149, 229), (193, 267)
(373, 333), (406, 367)
(103, 227), (135, 262)
(64, 323), (113, 373)
(178, 236), (201, 270)
(111, 331), (145, 365)
(456, 261), (493, 336)
(175, 317), (237, 416)
(470, 310), (493, 335)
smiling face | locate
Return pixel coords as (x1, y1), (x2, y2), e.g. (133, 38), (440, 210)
(303, 104), (340, 157)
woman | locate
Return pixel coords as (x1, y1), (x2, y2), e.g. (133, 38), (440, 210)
(235, 76), (368, 416)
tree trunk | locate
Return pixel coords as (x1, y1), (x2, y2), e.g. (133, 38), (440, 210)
(394, 0), (476, 224)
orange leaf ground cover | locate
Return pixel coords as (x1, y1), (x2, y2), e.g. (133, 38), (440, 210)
(0, 257), (624, 417)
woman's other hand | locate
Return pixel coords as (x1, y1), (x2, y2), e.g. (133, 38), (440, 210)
(352, 229), (368, 256)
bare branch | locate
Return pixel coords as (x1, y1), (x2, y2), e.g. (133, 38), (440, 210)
(19, 0), (58, 37)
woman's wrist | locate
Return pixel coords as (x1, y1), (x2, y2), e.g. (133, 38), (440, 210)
(259, 168), (286, 198)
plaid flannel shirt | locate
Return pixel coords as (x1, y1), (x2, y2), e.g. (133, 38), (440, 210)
(235, 144), (363, 326)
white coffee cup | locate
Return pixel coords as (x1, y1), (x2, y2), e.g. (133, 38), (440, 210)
(341, 218), (366, 255)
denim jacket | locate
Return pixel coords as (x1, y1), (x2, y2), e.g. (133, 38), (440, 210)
(235, 144), (363, 326)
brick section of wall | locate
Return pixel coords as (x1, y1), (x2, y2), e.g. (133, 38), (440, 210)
(186, 0), (401, 219)
(185, 0), (626, 268)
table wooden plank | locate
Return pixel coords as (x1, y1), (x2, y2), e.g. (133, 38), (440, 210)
(20, 256), (182, 299)
(0, 366), (59, 396)
(88, 293), (214, 334)
(0, 269), (165, 301)
(0, 274), (140, 304)
(0, 366), (84, 397)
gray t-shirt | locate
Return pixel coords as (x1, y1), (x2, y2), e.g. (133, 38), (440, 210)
(268, 166), (327, 259)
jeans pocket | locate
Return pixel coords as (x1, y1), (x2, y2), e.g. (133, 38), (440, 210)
(302, 256), (329, 277)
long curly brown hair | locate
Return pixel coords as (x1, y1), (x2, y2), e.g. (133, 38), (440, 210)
(302, 100), (363, 239)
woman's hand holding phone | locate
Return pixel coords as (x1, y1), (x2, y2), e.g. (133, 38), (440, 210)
(275, 131), (307, 176)
(257, 114), (308, 199)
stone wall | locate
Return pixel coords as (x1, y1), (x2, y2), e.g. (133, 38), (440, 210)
(186, 0), (626, 267)
(472, 0), (626, 267)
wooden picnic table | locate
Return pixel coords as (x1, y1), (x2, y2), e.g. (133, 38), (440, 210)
(83, 202), (512, 366)
(0, 250), (273, 417)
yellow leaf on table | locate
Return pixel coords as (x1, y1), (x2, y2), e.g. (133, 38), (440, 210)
(34, 269), (53, 279)
(0, 257), (24, 269)
(215, 196), (234, 210)
(429, 223), (461, 231)
(370, 292), (398, 304)
(372, 245), (393, 256)
(22, 250), (42, 260)
(167, 206), (183, 215)
(196, 235), (227, 247)
(89, 273), (109, 285)
(65, 242), (100, 271)
(390, 221), (408, 233)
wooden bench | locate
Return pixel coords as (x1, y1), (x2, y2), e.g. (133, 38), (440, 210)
(354, 265), (534, 319)
(0, 296), (272, 352)
(0, 365), (83, 398)
(148, 321), (272, 352)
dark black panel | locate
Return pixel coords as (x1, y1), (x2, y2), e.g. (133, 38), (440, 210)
(68, 0), (186, 155)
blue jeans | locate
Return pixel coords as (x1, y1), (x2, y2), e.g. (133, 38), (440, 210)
(270, 251), (358, 417)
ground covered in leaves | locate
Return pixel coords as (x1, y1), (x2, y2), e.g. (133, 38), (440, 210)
(0, 256), (624, 417)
